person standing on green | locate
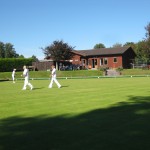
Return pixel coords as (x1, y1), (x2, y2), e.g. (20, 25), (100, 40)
(48, 65), (61, 88)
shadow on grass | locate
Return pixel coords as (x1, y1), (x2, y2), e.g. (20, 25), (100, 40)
(0, 96), (150, 150)
(0, 79), (9, 82)
(32, 87), (45, 90)
(61, 85), (69, 88)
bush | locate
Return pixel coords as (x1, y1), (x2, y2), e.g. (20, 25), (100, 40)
(0, 58), (33, 72)
(116, 67), (123, 72)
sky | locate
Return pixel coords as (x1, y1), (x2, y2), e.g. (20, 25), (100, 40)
(0, 0), (150, 59)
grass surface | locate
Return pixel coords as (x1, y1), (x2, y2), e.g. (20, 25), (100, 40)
(0, 70), (103, 80)
(0, 78), (150, 150)
(1, 69), (150, 80)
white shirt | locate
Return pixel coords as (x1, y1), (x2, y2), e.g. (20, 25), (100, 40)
(12, 70), (15, 77)
(23, 68), (29, 79)
(51, 68), (56, 78)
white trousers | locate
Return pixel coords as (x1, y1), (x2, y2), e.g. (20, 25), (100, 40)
(23, 77), (33, 89)
(49, 77), (61, 88)
(12, 75), (15, 81)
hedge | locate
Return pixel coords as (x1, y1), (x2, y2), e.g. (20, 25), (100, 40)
(0, 58), (33, 72)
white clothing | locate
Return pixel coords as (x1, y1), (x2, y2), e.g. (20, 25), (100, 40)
(22, 68), (33, 90)
(49, 67), (61, 88)
(12, 70), (16, 83)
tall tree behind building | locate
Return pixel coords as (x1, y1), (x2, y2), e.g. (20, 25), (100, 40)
(42, 40), (75, 69)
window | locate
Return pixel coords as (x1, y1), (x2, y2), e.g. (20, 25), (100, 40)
(81, 59), (85, 65)
(100, 58), (103, 66)
(95, 59), (97, 65)
(114, 57), (117, 63)
(86, 59), (88, 65)
(104, 58), (108, 65)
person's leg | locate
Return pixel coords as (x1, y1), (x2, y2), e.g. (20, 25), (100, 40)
(27, 82), (33, 90)
(49, 78), (54, 88)
(22, 79), (28, 90)
(12, 75), (15, 83)
(53, 78), (61, 88)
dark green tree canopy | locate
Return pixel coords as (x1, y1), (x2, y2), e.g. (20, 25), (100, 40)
(0, 41), (19, 58)
(31, 55), (39, 62)
(94, 43), (105, 49)
(43, 40), (75, 61)
(5, 43), (18, 58)
(0, 42), (5, 58)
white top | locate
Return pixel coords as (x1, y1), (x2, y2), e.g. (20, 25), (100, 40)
(12, 70), (15, 76)
(51, 68), (56, 78)
(23, 68), (29, 79)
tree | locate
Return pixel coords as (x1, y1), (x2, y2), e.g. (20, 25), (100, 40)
(112, 43), (122, 48)
(123, 42), (137, 52)
(94, 43), (105, 49)
(0, 42), (19, 58)
(31, 55), (39, 62)
(123, 42), (135, 47)
(0, 41), (5, 58)
(43, 40), (75, 69)
(5, 43), (18, 58)
(144, 22), (150, 61)
(135, 41), (147, 61)
(145, 22), (150, 40)
(18, 55), (25, 58)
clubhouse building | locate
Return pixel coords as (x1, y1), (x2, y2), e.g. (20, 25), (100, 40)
(71, 46), (136, 69)
(33, 46), (136, 70)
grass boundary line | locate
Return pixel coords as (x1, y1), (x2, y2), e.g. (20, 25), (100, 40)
(1, 75), (150, 81)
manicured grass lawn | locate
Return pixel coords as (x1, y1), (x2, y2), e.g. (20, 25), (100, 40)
(0, 77), (150, 150)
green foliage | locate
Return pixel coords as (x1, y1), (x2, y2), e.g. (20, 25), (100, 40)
(112, 43), (122, 48)
(43, 40), (75, 61)
(0, 42), (5, 58)
(0, 42), (19, 58)
(127, 22), (150, 62)
(94, 43), (105, 49)
(31, 55), (39, 62)
(99, 67), (109, 71)
(145, 22), (150, 40)
(18, 55), (25, 58)
(0, 58), (33, 72)
(116, 67), (123, 71)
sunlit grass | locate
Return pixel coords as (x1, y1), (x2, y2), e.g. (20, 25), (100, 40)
(0, 77), (150, 150)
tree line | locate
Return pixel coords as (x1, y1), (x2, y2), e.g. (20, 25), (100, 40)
(0, 42), (20, 58)
(94, 23), (150, 64)
(1, 22), (150, 65)
(0, 42), (38, 61)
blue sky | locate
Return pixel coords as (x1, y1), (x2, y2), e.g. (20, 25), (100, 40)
(0, 0), (150, 59)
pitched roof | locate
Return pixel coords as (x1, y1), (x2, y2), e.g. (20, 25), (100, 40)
(73, 46), (133, 56)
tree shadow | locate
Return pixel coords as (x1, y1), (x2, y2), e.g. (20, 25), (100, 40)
(0, 95), (150, 150)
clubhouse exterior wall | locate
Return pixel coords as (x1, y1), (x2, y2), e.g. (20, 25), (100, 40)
(72, 55), (123, 69)
(71, 47), (136, 69)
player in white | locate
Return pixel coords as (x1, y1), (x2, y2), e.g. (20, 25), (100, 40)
(22, 65), (33, 90)
(49, 65), (61, 88)
(12, 69), (16, 83)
